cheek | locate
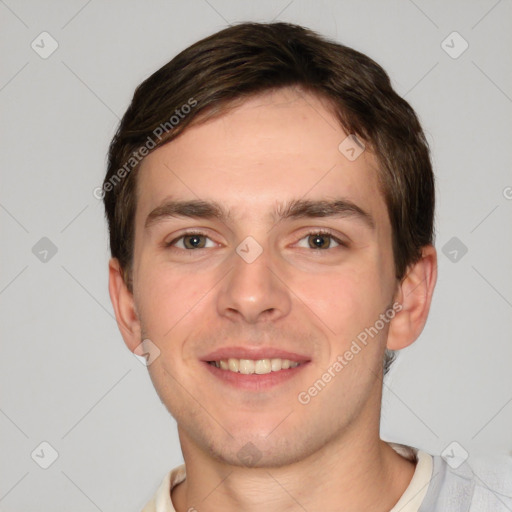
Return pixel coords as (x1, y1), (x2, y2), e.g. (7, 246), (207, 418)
(291, 263), (389, 339)
(135, 262), (214, 341)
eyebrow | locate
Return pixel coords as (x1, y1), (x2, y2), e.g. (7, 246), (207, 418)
(145, 199), (227, 229)
(275, 198), (375, 229)
(144, 198), (375, 230)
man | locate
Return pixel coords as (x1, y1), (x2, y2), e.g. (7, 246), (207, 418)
(103, 22), (512, 512)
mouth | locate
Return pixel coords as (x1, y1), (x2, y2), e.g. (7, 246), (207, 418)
(207, 357), (301, 374)
(201, 349), (310, 390)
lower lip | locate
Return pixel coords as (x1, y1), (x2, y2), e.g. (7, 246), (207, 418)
(203, 361), (309, 390)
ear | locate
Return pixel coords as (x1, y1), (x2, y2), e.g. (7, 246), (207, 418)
(108, 258), (141, 353)
(387, 245), (437, 350)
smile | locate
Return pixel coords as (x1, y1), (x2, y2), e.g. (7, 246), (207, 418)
(208, 357), (301, 374)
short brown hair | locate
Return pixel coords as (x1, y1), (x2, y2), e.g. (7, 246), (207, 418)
(104, 23), (434, 374)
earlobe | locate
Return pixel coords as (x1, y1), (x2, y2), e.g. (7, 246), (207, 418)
(386, 245), (437, 351)
(108, 258), (141, 352)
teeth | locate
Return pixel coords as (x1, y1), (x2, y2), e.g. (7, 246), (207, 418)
(254, 359), (271, 374)
(239, 359), (254, 374)
(270, 358), (281, 371)
(210, 357), (301, 374)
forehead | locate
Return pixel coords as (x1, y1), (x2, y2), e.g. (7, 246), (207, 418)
(135, 88), (387, 224)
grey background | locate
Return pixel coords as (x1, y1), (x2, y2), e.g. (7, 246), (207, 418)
(1, 0), (511, 510)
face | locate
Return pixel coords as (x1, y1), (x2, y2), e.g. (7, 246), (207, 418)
(130, 88), (398, 467)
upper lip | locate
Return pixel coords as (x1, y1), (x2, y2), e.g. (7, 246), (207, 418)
(202, 346), (311, 363)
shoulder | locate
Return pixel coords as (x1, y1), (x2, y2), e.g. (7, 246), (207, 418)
(141, 464), (187, 512)
(468, 454), (512, 511)
(420, 452), (512, 512)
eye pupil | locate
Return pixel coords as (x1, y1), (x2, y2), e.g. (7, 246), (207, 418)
(184, 235), (205, 249)
(309, 234), (330, 249)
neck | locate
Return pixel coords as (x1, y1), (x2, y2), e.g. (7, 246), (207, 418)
(172, 427), (415, 512)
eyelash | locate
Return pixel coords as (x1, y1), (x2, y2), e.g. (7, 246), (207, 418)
(296, 229), (347, 249)
(165, 229), (347, 250)
(164, 230), (211, 249)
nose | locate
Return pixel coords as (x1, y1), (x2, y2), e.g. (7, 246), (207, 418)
(216, 243), (292, 324)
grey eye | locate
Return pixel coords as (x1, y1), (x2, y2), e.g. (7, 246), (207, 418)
(296, 233), (340, 249)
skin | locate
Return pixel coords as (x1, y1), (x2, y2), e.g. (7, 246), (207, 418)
(109, 87), (437, 512)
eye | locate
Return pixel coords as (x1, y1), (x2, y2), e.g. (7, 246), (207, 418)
(296, 231), (343, 250)
(168, 233), (216, 250)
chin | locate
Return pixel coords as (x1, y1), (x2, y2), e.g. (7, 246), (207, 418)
(205, 433), (315, 470)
